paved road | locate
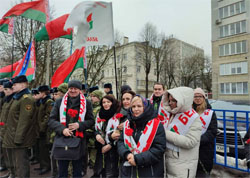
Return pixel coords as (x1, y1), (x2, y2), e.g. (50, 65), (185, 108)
(0, 163), (94, 178)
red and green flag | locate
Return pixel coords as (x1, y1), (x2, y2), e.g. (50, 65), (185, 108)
(0, 18), (14, 34)
(0, 59), (21, 79)
(2, 0), (49, 23)
(13, 41), (36, 82)
(51, 47), (85, 88)
(35, 14), (73, 41)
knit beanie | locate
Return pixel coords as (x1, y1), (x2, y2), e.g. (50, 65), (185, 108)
(90, 90), (103, 100)
(58, 83), (68, 94)
(194, 88), (206, 98)
(68, 80), (82, 90)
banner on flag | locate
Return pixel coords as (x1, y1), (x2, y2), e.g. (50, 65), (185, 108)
(64, 1), (114, 48)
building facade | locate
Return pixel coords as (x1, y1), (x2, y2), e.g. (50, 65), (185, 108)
(211, 0), (250, 104)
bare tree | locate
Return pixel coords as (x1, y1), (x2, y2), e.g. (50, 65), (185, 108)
(200, 56), (212, 92)
(0, 2), (66, 88)
(160, 38), (179, 89)
(179, 54), (205, 87)
(85, 46), (113, 87)
(139, 22), (157, 98)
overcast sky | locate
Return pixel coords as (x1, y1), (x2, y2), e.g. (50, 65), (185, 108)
(0, 0), (211, 56)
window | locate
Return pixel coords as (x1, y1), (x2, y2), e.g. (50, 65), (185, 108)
(123, 54), (127, 60)
(137, 66), (141, 72)
(220, 20), (246, 38)
(220, 82), (248, 94)
(219, 1), (246, 19)
(219, 40), (247, 56)
(243, 82), (248, 94)
(230, 4), (234, 16)
(117, 55), (120, 63)
(220, 62), (248, 75)
(123, 66), (127, 73)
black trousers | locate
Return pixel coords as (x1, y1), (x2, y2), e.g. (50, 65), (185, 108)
(58, 158), (82, 178)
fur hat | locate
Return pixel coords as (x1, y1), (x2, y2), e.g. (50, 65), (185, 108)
(38, 85), (50, 92)
(68, 80), (82, 90)
(31, 88), (39, 95)
(194, 88), (206, 98)
(90, 90), (103, 100)
(121, 85), (132, 94)
(58, 83), (68, 94)
(3, 81), (13, 89)
(51, 87), (58, 93)
(89, 86), (99, 93)
(0, 79), (9, 85)
(104, 83), (112, 89)
(11, 75), (28, 84)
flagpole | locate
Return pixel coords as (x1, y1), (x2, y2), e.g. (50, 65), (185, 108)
(45, 41), (51, 85)
(11, 29), (15, 77)
(113, 46), (118, 99)
(84, 48), (88, 95)
(11, 18), (15, 77)
(70, 39), (73, 55)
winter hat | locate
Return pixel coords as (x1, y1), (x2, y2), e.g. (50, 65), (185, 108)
(90, 90), (103, 100)
(38, 85), (50, 92)
(82, 84), (86, 90)
(121, 85), (132, 94)
(31, 88), (39, 95)
(68, 80), (82, 90)
(0, 79), (9, 85)
(89, 86), (99, 93)
(104, 83), (112, 89)
(51, 87), (58, 93)
(194, 88), (206, 98)
(11, 75), (28, 84)
(58, 83), (68, 94)
(3, 81), (13, 89)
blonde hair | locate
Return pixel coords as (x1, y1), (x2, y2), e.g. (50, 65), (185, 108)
(130, 96), (142, 107)
(195, 100), (207, 114)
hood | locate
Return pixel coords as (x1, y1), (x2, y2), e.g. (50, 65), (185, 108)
(162, 87), (194, 114)
(128, 100), (156, 127)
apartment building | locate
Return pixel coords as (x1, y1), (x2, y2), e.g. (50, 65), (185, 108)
(211, 0), (250, 104)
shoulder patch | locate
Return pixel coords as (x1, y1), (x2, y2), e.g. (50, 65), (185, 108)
(23, 94), (29, 99)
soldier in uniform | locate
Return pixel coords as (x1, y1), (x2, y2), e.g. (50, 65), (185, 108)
(3, 75), (36, 177)
(0, 78), (9, 172)
(36, 85), (53, 175)
(0, 81), (15, 177)
(30, 88), (41, 165)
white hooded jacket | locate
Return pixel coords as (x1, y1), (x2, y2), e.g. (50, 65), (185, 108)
(163, 87), (202, 178)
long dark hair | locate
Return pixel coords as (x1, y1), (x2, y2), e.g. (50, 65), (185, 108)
(121, 90), (136, 107)
(99, 95), (121, 120)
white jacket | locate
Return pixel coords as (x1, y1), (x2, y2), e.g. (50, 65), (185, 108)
(162, 87), (202, 178)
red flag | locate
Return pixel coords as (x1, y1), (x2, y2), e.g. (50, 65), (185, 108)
(51, 47), (85, 87)
(0, 18), (14, 34)
(2, 0), (49, 23)
(35, 14), (73, 41)
(0, 59), (21, 79)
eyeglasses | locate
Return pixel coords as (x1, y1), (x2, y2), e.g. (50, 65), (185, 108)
(194, 96), (204, 99)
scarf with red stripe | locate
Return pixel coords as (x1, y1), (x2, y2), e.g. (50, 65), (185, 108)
(199, 109), (213, 135)
(123, 118), (160, 166)
(59, 91), (86, 138)
(95, 113), (123, 144)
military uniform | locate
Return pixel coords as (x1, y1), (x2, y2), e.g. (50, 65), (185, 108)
(37, 96), (53, 171)
(3, 88), (36, 177)
(1, 92), (15, 177)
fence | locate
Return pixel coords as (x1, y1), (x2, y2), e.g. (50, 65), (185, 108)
(213, 109), (250, 173)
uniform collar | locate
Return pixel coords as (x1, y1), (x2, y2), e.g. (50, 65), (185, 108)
(13, 88), (30, 100)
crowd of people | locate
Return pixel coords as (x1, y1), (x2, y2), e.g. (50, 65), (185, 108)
(0, 75), (249, 178)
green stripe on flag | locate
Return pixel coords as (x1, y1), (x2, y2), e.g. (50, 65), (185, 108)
(0, 24), (8, 33)
(21, 9), (46, 23)
(0, 72), (12, 79)
(170, 128), (176, 133)
(34, 27), (49, 41)
(60, 34), (73, 40)
(63, 57), (84, 83)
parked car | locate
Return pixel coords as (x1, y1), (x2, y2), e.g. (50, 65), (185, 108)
(216, 121), (247, 159)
